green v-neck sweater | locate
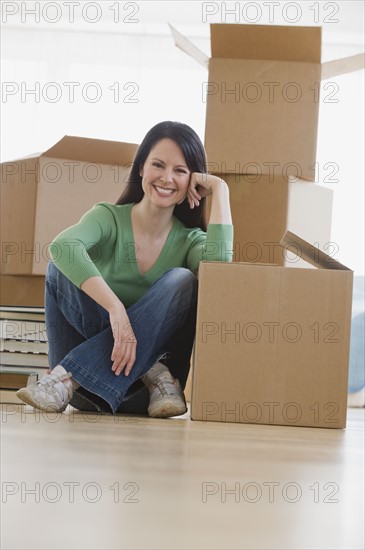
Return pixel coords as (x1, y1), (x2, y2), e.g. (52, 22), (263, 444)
(49, 202), (234, 308)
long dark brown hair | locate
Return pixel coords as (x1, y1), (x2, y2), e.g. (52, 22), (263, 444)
(116, 121), (207, 231)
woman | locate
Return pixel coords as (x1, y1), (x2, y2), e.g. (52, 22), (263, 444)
(17, 121), (233, 418)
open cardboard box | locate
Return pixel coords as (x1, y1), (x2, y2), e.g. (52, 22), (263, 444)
(170, 23), (364, 182)
(1, 136), (138, 276)
(191, 231), (353, 428)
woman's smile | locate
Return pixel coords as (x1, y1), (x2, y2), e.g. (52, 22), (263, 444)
(153, 184), (177, 197)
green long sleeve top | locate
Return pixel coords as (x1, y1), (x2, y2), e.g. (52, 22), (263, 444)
(49, 202), (234, 308)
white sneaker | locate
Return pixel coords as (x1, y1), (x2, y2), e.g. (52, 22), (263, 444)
(16, 370), (74, 412)
(142, 362), (188, 418)
(147, 374), (187, 418)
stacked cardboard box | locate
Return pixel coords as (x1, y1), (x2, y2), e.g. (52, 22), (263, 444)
(170, 23), (364, 427)
(1, 135), (138, 304)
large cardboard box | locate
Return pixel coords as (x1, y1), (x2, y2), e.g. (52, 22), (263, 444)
(1, 136), (138, 276)
(170, 23), (364, 181)
(191, 232), (353, 429)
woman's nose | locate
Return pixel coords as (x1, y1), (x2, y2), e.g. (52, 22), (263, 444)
(161, 170), (173, 183)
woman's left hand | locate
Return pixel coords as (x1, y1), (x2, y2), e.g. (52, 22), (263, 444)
(186, 173), (225, 209)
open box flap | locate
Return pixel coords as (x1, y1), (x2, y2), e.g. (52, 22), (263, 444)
(210, 24), (322, 62)
(170, 23), (364, 80)
(168, 23), (209, 68)
(42, 136), (138, 166)
(280, 231), (351, 271)
(321, 53), (365, 80)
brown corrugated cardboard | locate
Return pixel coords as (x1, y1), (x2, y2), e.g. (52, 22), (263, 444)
(184, 369), (192, 403)
(1, 136), (138, 276)
(191, 231), (353, 429)
(207, 173), (288, 264)
(170, 23), (364, 182)
(0, 275), (45, 307)
(207, 175), (332, 266)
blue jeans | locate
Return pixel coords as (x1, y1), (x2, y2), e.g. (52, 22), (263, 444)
(45, 262), (198, 414)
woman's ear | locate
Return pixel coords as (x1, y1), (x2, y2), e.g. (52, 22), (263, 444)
(139, 164), (143, 177)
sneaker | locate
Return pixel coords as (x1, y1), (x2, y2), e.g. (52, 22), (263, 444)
(16, 370), (73, 412)
(147, 374), (187, 418)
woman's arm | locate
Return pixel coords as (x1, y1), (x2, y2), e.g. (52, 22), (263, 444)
(50, 204), (136, 376)
(49, 203), (115, 288)
(187, 173), (232, 225)
(80, 276), (136, 377)
(185, 174), (234, 271)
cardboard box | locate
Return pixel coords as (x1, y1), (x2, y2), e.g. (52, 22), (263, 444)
(170, 23), (364, 182)
(0, 275), (45, 307)
(1, 136), (138, 276)
(184, 369), (192, 403)
(170, 24), (347, 267)
(191, 231), (353, 429)
(207, 174), (333, 265)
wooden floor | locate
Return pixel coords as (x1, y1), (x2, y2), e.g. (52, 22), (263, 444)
(1, 404), (364, 550)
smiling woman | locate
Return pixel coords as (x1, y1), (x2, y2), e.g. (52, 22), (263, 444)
(17, 121), (234, 420)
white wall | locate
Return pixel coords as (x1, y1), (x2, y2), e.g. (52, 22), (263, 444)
(1, 0), (364, 273)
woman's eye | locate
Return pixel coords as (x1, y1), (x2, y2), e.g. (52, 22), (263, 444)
(151, 162), (187, 173)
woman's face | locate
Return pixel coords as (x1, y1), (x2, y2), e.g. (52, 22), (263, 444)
(140, 138), (191, 208)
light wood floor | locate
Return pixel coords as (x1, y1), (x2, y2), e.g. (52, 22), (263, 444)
(1, 404), (364, 550)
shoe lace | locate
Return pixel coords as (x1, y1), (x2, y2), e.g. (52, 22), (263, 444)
(38, 371), (72, 390)
(154, 378), (175, 397)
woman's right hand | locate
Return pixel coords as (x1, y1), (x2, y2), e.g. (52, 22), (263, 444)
(79, 276), (137, 376)
(109, 304), (137, 376)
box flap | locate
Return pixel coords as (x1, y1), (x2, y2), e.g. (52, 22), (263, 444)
(210, 24), (321, 62)
(169, 24), (209, 68)
(5, 152), (41, 162)
(280, 231), (351, 271)
(321, 53), (365, 80)
(42, 136), (138, 166)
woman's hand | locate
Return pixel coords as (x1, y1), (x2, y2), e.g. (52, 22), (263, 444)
(109, 304), (137, 376)
(186, 173), (226, 209)
(79, 276), (137, 376)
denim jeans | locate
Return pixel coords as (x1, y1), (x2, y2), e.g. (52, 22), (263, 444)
(45, 262), (198, 414)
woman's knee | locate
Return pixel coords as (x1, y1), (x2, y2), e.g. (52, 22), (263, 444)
(162, 267), (197, 291)
(159, 268), (198, 306)
(46, 262), (67, 289)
